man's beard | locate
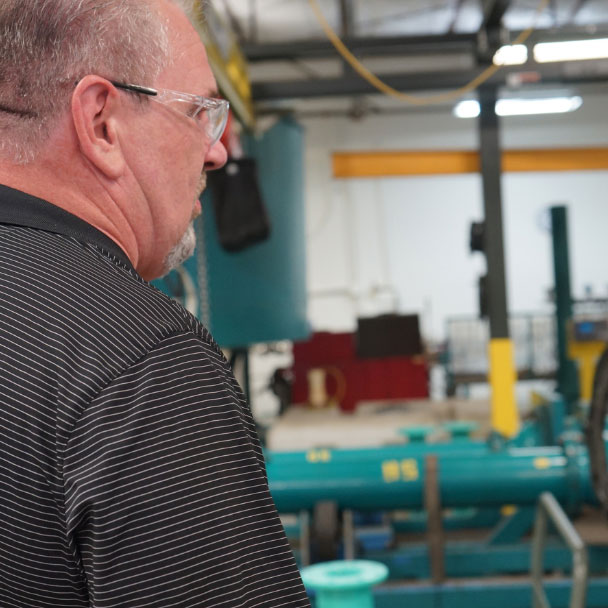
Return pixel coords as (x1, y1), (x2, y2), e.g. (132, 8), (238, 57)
(160, 172), (207, 276)
(161, 222), (196, 276)
(196, 171), (207, 199)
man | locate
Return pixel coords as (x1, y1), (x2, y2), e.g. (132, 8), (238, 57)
(0, 1), (310, 606)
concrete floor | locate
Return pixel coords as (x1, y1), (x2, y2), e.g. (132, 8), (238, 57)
(266, 398), (493, 451)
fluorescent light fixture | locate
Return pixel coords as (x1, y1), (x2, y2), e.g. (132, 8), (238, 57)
(534, 38), (608, 63)
(497, 96), (582, 116)
(493, 44), (528, 66)
(453, 96), (583, 118)
(454, 100), (481, 118)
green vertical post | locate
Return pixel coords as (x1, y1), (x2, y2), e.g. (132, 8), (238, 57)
(550, 206), (580, 409)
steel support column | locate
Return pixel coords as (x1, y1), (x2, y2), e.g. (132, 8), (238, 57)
(478, 86), (519, 438)
(479, 86), (508, 339)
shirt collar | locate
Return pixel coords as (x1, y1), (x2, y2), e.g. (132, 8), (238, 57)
(0, 183), (134, 271)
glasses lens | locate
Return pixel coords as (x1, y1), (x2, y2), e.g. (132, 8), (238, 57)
(206, 102), (228, 147)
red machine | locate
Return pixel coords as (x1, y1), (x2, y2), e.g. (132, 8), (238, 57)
(290, 317), (429, 412)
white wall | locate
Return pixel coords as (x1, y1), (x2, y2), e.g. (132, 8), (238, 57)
(249, 89), (608, 421)
(302, 91), (608, 341)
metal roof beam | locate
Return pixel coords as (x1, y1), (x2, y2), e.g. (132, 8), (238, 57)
(243, 33), (477, 61)
(252, 63), (608, 101)
(338, 0), (356, 77)
(549, 0), (559, 27)
(481, 0), (512, 31)
(448, 0), (466, 34)
(219, 0), (247, 42)
(478, 0), (513, 63)
(248, 0), (258, 43)
(243, 26), (608, 63)
(339, 0), (355, 37)
(569, 0), (590, 24)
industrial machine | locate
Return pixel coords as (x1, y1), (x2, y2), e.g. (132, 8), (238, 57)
(265, 205), (608, 607)
(266, 396), (608, 606)
(287, 319), (428, 413)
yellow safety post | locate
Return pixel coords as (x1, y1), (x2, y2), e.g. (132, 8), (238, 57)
(489, 338), (520, 438)
(569, 340), (606, 403)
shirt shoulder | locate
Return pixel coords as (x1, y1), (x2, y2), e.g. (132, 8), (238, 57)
(63, 331), (310, 607)
(0, 224), (226, 431)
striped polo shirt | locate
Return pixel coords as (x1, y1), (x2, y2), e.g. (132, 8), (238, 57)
(0, 184), (310, 608)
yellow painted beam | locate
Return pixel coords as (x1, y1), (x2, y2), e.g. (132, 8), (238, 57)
(333, 147), (608, 178)
(333, 150), (480, 177)
(504, 148), (608, 172)
(193, 1), (255, 128)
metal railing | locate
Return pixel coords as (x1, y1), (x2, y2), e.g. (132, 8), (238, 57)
(445, 314), (556, 389)
(531, 492), (589, 608)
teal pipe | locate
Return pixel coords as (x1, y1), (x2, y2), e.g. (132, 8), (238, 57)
(265, 440), (488, 465)
(266, 445), (595, 513)
(301, 560), (388, 608)
(392, 508), (501, 533)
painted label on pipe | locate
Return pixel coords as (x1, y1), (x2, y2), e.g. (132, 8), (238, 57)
(382, 459), (420, 483)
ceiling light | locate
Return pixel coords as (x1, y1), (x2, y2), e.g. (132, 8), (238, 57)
(454, 100), (481, 118)
(453, 96), (583, 118)
(497, 97), (583, 116)
(534, 38), (608, 63)
(493, 44), (528, 66)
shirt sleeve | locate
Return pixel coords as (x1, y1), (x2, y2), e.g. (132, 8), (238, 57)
(63, 332), (310, 608)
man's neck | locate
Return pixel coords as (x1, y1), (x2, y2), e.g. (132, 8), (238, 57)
(0, 160), (140, 269)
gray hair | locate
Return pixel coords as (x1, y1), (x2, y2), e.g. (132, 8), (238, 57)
(0, 0), (198, 163)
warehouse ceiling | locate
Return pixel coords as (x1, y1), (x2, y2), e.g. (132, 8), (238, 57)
(211, 0), (608, 115)
(218, 0), (608, 42)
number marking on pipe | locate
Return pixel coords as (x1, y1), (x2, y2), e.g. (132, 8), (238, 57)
(306, 449), (332, 463)
(382, 459), (419, 483)
(401, 459), (419, 481)
(533, 457), (552, 470)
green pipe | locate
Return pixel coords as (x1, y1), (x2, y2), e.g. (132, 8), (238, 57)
(392, 507), (501, 533)
(267, 445), (595, 513)
(265, 440), (488, 466)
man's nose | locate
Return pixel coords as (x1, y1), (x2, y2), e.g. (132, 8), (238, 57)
(204, 140), (228, 172)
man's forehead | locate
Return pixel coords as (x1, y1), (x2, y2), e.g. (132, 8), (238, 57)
(192, 59), (219, 98)
(161, 3), (218, 96)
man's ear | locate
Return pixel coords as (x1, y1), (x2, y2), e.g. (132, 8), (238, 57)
(71, 76), (125, 179)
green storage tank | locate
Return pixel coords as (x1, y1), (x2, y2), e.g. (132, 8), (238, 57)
(154, 117), (310, 347)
